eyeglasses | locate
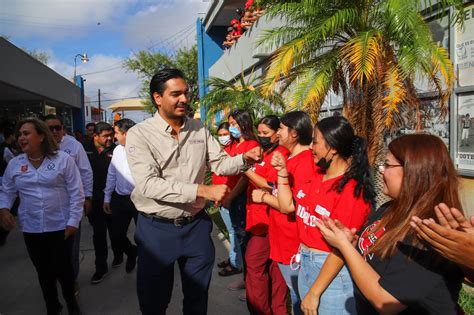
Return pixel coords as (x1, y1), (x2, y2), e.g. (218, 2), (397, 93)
(48, 125), (63, 132)
(377, 162), (403, 172)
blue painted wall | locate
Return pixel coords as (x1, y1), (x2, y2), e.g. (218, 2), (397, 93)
(196, 18), (227, 124)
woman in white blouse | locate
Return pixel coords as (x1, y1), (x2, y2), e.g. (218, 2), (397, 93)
(0, 118), (84, 315)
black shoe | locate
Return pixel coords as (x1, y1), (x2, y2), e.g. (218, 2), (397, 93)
(126, 246), (137, 273)
(66, 296), (82, 315)
(112, 256), (123, 268)
(217, 258), (230, 268)
(90, 269), (108, 284)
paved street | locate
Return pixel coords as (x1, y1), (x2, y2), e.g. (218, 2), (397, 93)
(0, 218), (248, 315)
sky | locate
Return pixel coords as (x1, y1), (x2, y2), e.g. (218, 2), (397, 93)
(0, 0), (210, 122)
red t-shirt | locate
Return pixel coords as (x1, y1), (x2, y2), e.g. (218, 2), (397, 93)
(269, 149), (316, 264)
(295, 170), (371, 252)
(212, 141), (238, 187)
(225, 139), (259, 190)
(246, 146), (290, 235)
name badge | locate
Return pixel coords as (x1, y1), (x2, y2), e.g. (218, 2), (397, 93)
(189, 139), (204, 144)
(315, 205), (330, 217)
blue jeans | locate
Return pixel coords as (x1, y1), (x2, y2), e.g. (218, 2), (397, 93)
(278, 263), (303, 315)
(298, 247), (356, 315)
(229, 192), (248, 269)
(219, 206), (242, 269)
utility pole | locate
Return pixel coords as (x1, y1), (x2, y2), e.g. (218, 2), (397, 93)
(98, 89), (101, 121)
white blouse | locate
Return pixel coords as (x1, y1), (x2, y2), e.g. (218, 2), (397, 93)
(0, 151), (84, 233)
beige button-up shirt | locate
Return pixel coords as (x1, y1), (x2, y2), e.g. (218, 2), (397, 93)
(125, 113), (246, 218)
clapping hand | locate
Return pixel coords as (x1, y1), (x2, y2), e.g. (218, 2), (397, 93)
(315, 216), (358, 249)
(410, 203), (474, 269)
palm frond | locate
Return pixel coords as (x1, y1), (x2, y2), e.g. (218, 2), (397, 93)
(341, 30), (382, 84)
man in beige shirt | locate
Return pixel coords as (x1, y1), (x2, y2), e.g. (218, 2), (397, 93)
(126, 68), (260, 315)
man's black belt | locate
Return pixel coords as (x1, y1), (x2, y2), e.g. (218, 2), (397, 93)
(140, 211), (204, 228)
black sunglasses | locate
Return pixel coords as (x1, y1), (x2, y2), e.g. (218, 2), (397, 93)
(49, 125), (63, 132)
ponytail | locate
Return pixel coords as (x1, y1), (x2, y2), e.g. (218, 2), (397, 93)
(332, 136), (375, 205)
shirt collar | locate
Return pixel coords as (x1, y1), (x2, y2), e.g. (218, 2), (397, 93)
(154, 112), (188, 134)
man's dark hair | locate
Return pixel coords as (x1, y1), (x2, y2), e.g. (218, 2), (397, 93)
(115, 118), (136, 133)
(43, 114), (63, 125)
(149, 68), (186, 106)
(94, 121), (113, 135)
(86, 122), (95, 129)
(3, 127), (14, 139)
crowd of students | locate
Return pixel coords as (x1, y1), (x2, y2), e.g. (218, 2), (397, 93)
(1, 104), (474, 315)
(212, 109), (474, 315)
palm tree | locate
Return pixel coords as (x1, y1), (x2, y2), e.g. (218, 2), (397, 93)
(258, 0), (464, 163)
(202, 70), (286, 124)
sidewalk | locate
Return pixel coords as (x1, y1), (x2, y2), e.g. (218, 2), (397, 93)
(0, 218), (248, 315)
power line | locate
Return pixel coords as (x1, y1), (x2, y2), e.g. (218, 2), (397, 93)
(85, 96), (141, 104)
(79, 65), (124, 76)
(147, 22), (195, 50)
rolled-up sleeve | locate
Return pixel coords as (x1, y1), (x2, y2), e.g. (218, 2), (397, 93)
(0, 162), (18, 210)
(126, 127), (198, 204)
(206, 129), (245, 176)
(63, 155), (84, 228)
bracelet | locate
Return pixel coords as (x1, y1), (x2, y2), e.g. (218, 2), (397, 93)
(278, 182), (290, 185)
(261, 192), (268, 203)
(277, 174), (289, 178)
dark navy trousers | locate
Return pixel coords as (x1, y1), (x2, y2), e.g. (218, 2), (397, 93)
(135, 212), (215, 315)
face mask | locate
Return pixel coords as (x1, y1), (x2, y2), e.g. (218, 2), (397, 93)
(229, 126), (241, 139)
(316, 150), (333, 171)
(258, 136), (273, 150)
(218, 135), (231, 146)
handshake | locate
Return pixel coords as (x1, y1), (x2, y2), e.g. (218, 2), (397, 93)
(197, 147), (262, 202)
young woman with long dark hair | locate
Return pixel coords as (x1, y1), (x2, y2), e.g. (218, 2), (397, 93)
(317, 134), (464, 314)
(219, 109), (259, 280)
(270, 116), (374, 314)
(252, 111), (315, 315)
(243, 115), (289, 314)
(212, 122), (240, 274)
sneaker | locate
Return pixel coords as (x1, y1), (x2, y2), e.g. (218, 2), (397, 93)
(238, 291), (247, 302)
(112, 256), (123, 268)
(90, 270), (108, 284)
(227, 279), (246, 291)
(125, 246), (137, 273)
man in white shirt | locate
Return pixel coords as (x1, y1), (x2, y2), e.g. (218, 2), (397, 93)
(103, 118), (138, 273)
(44, 115), (93, 287)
